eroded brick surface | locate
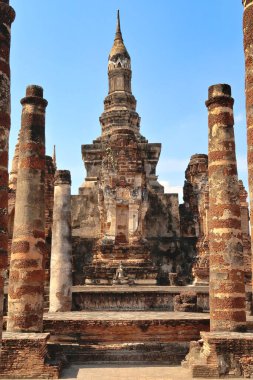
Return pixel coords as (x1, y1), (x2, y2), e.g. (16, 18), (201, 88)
(189, 331), (253, 378)
(179, 154), (209, 285)
(7, 85), (48, 332)
(0, 0), (15, 355)
(0, 332), (59, 379)
(206, 84), (246, 332)
(243, 0), (253, 309)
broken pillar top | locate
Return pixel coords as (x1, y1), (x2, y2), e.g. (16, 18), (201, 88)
(208, 83), (231, 98)
(21, 85), (48, 107)
(26, 85), (44, 98)
(189, 154), (208, 165)
(206, 84), (234, 108)
(242, 0), (253, 7)
(54, 170), (71, 186)
(0, 0), (15, 24)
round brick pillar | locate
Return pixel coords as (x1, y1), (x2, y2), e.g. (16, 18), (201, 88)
(243, 0), (253, 312)
(0, 0), (15, 345)
(206, 84), (246, 332)
(7, 85), (48, 332)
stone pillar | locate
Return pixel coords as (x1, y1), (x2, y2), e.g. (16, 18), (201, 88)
(7, 85), (48, 332)
(206, 84), (246, 332)
(0, 0), (15, 348)
(49, 170), (72, 312)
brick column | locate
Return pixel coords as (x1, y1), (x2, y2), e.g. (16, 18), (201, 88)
(49, 170), (72, 312)
(243, 0), (253, 311)
(7, 85), (48, 332)
(206, 84), (246, 332)
(0, 0), (15, 348)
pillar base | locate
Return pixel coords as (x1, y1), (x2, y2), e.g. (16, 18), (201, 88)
(182, 331), (253, 378)
(0, 332), (60, 378)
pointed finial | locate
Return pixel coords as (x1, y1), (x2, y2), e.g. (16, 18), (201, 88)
(52, 145), (57, 169)
(117, 10), (120, 30)
(115, 9), (123, 41)
(109, 9), (130, 64)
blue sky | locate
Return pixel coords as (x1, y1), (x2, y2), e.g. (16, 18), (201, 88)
(10, 1), (246, 201)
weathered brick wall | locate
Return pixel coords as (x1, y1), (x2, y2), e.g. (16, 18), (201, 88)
(190, 332), (253, 378)
(0, 332), (59, 379)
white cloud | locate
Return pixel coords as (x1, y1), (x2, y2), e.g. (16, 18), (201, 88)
(157, 157), (189, 174)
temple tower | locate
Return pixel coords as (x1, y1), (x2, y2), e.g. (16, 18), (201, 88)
(206, 84), (246, 332)
(100, 10), (140, 138)
(72, 11), (180, 285)
(7, 85), (48, 332)
(96, 11), (147, 247)
(49, 170), (72, 312)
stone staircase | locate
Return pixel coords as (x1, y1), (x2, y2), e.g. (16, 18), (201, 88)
(48, 342), (189, 365)
(44, 310), (210, 365)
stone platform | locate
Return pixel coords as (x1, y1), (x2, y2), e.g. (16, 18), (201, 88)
(0, 332), (60, 379)
(185, 331), (253, 378)
(72, 285), (209, 311)
(43, 311), (210, 364)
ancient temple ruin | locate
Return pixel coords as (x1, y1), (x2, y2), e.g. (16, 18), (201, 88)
(1, 1), (253, 378)
(71, 11), (182, 287)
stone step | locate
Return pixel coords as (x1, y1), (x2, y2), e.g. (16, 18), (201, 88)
(48, 342), (189, 365)
(44, 311), (209, 365)
(43, 311), (210, 343)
